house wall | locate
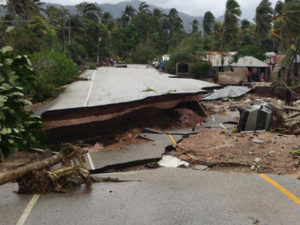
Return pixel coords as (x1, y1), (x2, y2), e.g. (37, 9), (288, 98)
(218, 67), (248, 85)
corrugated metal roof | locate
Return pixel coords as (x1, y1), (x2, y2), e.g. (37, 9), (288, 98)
(231, 56), (269, 68)
(203, 86), (251, 100)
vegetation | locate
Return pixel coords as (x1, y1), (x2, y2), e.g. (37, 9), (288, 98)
(0, 46), (42, 159)
(190, 62), (211, 79)
(31, 51), (78, 101)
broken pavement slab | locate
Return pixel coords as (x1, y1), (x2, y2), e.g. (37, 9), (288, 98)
(88, 133), (183, 172)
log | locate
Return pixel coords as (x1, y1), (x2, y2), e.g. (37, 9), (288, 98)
(283, 106), (300, 112)
(0, 146), (80, 185)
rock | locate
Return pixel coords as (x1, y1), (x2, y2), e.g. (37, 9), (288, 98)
(254, 157), (262, 163)
(251, 165), (256, 170)
(269, 151), (275, 155)
(193, 165), (209, 171)
(253, 139), (264, 144)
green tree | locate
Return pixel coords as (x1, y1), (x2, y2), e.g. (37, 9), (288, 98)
(4, 16), (57, 54)
(121, 4), (136, 27)
(0, 46), (42, 159)
(192, 19), (199, 33)
(235, 44), (267, 61)
(102, 12), (113, 25)
(241, 19), (250, 31)
(213, 22), (223, 50)
(131, 41), (157, 63)
(138, 2), (151, 14)
(255, 0), (273, 43)
(76, 2), (102, 22)
(6, 0), (40, 19)
(223, 0), (241, 50)
(203, 11), (215, 36)
(166, 8), (184, 50)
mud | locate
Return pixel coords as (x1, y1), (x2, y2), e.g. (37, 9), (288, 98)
(175, 129), (300, 175)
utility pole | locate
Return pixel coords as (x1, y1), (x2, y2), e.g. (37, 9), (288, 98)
(62, 13), (65, 53)
(97, 37), (102, 65)
(68, 15), (71, 45)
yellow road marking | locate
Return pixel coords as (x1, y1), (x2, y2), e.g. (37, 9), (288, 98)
(167, 134), (178, 146)
(259, 174), (300, 206)
(16, 194), (40, 225)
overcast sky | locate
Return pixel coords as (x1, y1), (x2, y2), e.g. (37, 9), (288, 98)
(43, 0), (278, 20)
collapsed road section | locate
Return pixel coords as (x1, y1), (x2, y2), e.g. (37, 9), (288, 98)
(39, 65), (218, 143)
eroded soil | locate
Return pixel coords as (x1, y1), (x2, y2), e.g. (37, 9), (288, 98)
(174, 129), (300, 175)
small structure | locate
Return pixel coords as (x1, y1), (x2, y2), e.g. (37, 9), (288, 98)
(205, 52), (235, 72)
(231, 56), (270, 82)
(176, 62), (189, 76)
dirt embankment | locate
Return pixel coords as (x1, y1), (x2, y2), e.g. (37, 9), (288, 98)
(175, 129), (300, 175)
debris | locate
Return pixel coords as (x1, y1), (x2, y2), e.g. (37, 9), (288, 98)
(203, 86), (251, 101)
(254, 158), (262, 164)
(158, 155), (189, 168)
(283, 106), (300, 112)
(193, 165), (208, 171)
(253, 139), (264, 144)
(251, 165), (256, 170)
(0, 145), (128, 193)
(238, 104), (272, 131)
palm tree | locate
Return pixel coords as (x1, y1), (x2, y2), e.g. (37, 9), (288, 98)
(223, 0), (241, 50)
(203, 11), (215, 36)
(121, 4), (136, 27)
(168, 8), (183, 35)
(192, 19), (199, 33)
(102, 12), (112, 25)
(6, 0), (40, 19)
(76, 2), (101, 22)
(255, 0), (273, 43)
(273, 0), (300, 77)
(138, 2), (150, 14)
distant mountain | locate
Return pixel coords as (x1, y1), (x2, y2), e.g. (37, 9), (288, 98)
(99, 0), (204, 32)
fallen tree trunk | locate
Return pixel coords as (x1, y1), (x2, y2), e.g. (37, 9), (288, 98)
(0, 146), (80, 186)
(284, 106), (300, 112)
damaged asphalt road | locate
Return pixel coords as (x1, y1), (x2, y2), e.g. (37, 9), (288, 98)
(1, 168), (299, 225)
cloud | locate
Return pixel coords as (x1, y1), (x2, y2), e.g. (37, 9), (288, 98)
(43, 0), (278, 19)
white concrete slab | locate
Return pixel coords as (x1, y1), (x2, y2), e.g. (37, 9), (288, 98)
(43, 66), (218, 112)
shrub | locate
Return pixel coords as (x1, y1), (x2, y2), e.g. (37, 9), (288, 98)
(0, 46), (42, 159)
(31, 51), (78, 101)
(89, 63), (97, 70)
(130, 42), (157, 64)
(190, 62), (211, 79)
